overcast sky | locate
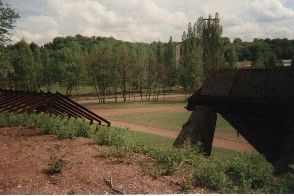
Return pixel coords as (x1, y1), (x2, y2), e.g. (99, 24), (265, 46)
(5, 0), (294, 45)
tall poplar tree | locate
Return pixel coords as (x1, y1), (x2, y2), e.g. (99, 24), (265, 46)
(179, 20), (203, 95)
(164, 36), (177, 91)
(201, 13), (225, 76)
(30, 42), (43, 89)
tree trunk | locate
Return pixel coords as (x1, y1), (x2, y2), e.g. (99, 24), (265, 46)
(162, 86), (165, 102)
(128, 86), (131, 102)
(114, 86), (118, 103)
(123, 80), (127, 103)
(173, 106), (217, 156)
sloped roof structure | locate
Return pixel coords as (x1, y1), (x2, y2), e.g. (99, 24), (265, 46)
(0, 89), (110, 126)
(186, 67), (294, 172)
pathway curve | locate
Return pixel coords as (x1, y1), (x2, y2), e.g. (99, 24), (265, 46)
(91, 106), (256, 153)
(110, 120), (256, 153)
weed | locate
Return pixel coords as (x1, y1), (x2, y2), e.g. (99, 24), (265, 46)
(93, 126), (127, 147)
(45, 155), (68, 175)
(180, 175), (193, 193)
(141, 162), (165, 179)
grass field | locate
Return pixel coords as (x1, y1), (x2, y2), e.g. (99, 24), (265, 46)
(126, 129), (243, 160)
(84, 101), (238, 141)
(110, 111), (191, 131)
(109, 112), (232, 132)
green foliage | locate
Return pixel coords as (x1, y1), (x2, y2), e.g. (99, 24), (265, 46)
(201, 13), (225, 75)
(93, 126), (127, 147)
(144, 144), (202, 176)
(12, 40), (38, 90)
(192, 154), (293, 193)
(224, 47), (238, 68)
(109, 111), (191, 131)
(0, 113), (95, 139)
(179, 21), (204, 93)
(1, 23), (293, 95)
(164, 36), (177, 89)
(180, 176), (193, 193)
(45, 154), (67, 175)
(0, 1), (20, 45)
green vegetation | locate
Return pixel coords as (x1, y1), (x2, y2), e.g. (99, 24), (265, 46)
(105, 105), (238, 141)
(109, 111), (232, 132)
(110, 111), (191, 131)
(127, 130), (174, 148)
(45, 154), (68, 175)
(0, 112), (94, 139)
(0, 112), (292, 193)
(0, 2), (19, 45)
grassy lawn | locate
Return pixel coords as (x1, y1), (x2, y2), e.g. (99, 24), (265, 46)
(110, 111), (233, 131)
(127, 129), (174, 147)
(110, 111), (191, 131)
(125, 128), (243, 160)
(86, 101), (238, 141)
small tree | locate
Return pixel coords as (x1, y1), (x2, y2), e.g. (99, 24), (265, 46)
(225, 47), (238, 68)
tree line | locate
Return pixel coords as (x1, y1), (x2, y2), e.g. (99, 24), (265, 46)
(1, 3), (294, 102)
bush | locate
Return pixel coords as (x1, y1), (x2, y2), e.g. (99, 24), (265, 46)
(45, 154), (67, 175)
(93, 126), (127, 147)
(193, 159), (231, 192)
(0, 112), (94, 139)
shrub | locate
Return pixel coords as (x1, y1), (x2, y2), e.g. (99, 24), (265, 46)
(45, 154), (67, 175)
(193, 159), (232, 192)
(93, 126), (127, 147)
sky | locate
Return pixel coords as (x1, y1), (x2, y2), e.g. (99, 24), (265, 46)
(4, 0), (294, 45)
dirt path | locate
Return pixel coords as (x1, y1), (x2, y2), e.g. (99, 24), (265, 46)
(91, 105), (186, 117)
(110, 120), (256, 153)
(0, 127), (206, 194)
(90, 104), (256, 153)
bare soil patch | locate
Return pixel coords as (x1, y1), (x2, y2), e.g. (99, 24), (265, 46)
(91, 105), (185, 117)
(0, 127), (207, 194)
